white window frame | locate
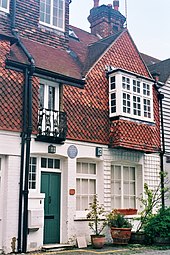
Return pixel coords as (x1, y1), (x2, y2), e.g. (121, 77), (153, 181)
(111, 164), (137, 209)
(39, 0), (65, 31)
(29, 157), (37, 190)
(0, 0), (9, 13)
(76, 161), (97, 218)
(109, 70), (154, 122)
(39, 79), (59, 111)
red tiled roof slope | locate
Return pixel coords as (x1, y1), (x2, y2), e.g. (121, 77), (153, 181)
(7, 38), (83, 81)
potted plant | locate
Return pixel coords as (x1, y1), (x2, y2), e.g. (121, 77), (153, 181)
(144, 207), (170, 245)
(107, 210), (132, 244)
(86, 195), (107, 248)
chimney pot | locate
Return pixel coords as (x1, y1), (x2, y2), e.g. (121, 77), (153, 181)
(94, 0), (99, 8)
(113, 0), (119, 11)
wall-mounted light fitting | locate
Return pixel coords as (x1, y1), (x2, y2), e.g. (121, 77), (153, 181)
(48, 144), (56, 154)
(96, 147), (103, 157)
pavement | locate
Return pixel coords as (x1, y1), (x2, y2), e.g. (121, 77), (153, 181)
(29, 245), (170, 255)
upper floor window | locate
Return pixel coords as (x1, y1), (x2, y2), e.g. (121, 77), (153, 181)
(40, 0), (65, 31)
(109, 70), (154, 122)
(0, 0), (9, 12)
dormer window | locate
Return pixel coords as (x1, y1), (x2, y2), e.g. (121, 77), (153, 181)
(40, 0), (65, 31)
(0, 0), (9, 12)
(109, 70), (154, 122)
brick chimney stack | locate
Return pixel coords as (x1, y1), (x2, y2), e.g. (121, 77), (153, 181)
(88, 0), (126, 38)
(113, 0), (119, 11)
(93, 0), (99, 8)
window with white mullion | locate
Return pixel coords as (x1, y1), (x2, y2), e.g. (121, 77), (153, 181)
(39, 79), (59, 111)
(123, 166), (136, 208)
(122, 92), (131, 114)
(76, 162), (96, 211)
(143, 98), (151, 118)
(40, 0), (65, 30)
(133, 95), (141, 116)
(29, 157), (37, 190)
(109, 71), (153, 121)
(111, 164), (136, 209)
(0, 0), (9, 12)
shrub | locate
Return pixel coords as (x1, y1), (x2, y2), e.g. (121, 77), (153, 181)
(144, 207), (170, 244)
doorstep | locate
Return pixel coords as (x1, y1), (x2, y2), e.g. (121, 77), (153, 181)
(42, 243), (73, 252)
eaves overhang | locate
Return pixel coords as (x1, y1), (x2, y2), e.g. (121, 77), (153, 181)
(106, 67), (154, 83)
(0, 33), (17, 44)
(5, 59), (86, 89)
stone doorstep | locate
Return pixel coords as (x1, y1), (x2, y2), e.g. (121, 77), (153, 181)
(42, 244), (73, 252)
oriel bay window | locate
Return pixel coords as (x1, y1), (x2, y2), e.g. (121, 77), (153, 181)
(109, 69), (153, 122)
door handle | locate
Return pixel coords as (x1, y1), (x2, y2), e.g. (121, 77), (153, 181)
(48, 196), (51, 204)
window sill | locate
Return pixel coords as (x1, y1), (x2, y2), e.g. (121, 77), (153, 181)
(38, 23), (65, 36)
(110, 115), (155, 126)
(74, 217), (89, 221)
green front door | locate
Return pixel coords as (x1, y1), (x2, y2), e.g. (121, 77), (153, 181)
(41, 172), (61, 244)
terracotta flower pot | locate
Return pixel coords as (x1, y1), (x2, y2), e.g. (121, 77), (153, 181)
(91, 235), (105, 249)
(110, 227), (131, 244)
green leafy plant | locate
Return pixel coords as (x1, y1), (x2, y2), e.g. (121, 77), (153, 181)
(144, 207), (170, 244)
(107, 210), (132, 228)
(86, 195), (107, 236)
(136, 173), (170, 232)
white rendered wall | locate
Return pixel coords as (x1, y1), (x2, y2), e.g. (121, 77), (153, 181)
(0, 130), (161, 252)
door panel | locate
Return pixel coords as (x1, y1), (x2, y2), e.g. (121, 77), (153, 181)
(41, 172), (61, 244)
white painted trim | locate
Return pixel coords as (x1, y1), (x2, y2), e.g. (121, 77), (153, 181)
(109, 70), (154, 122)
(39, 0), (65, 32)
(0, 0), (9, 13)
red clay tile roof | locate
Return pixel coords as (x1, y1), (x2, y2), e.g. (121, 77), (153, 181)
(6, 38), (84, 84)
(69, 27), (151, 78)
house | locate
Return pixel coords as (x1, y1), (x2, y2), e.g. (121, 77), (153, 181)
(147, 59), (170, 206)
(0, 0), (162, 253)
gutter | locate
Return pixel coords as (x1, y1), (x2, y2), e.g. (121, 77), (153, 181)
(11, 0), (35, 253)
(5, 60), (86, 88)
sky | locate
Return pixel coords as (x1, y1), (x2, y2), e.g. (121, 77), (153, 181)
(70, 0), (170, 61)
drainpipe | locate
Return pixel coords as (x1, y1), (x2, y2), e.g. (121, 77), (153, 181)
(17, 69), (28, 252)
(158, 92), (165, 209)
(11, 0), (35, 252)
(153, 73), (165, 209)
